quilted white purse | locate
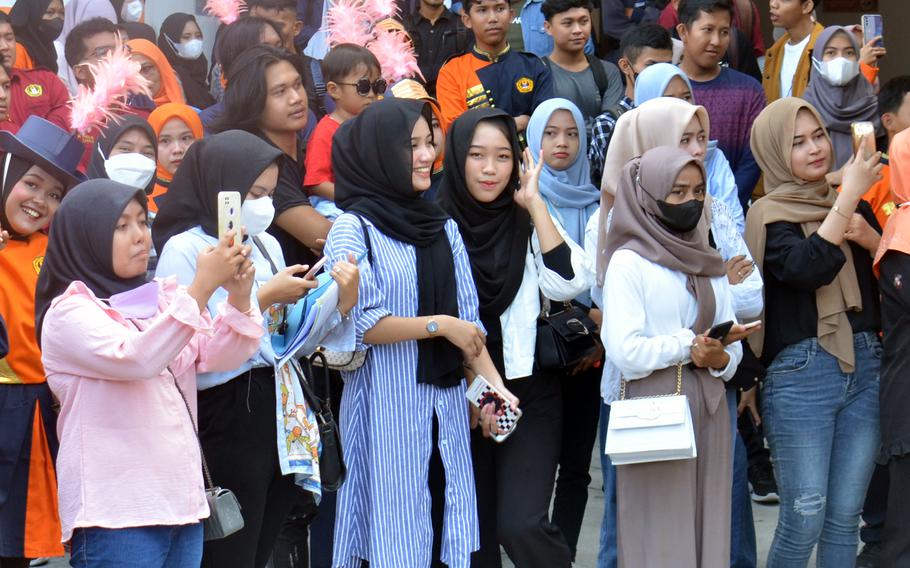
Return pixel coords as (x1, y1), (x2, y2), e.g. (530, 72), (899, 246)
(605, 363), (697, 466)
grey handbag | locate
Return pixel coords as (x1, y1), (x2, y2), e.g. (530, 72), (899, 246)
(171, 372), (245, 541)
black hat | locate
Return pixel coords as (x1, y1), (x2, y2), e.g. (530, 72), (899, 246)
(0, 116), (83, 189)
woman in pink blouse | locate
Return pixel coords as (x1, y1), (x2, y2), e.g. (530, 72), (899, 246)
(36, 179), (264, 567)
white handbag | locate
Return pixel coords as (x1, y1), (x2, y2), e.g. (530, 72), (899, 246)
(605, 363), (697, 466)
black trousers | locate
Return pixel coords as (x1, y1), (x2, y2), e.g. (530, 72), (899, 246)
(551, 365), (601, 558)
(470, 373), (571, 568)
(861, 464), (889, 545)
(199, 368), (299, 568)
(883, 456), (910, 566)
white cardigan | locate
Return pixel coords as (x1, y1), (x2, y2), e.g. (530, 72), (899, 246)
(499, 216), (593, 380)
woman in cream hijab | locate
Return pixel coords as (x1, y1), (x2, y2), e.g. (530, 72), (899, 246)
(744, 97), (884, 566)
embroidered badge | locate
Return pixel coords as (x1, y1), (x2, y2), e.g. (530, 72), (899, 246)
(24, 84), (42, 97)
(883, 201), (896, 217)
(515, 77), (534, 93)
(895, 273), (903, 290)
(33, 255), (43, 274)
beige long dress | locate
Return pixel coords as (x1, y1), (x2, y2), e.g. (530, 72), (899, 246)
(615, 368), (732, 568)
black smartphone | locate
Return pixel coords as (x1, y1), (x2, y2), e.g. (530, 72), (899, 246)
(707, 320), (735, 341)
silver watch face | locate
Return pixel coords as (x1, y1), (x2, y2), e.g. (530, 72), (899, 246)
(427, 320), (439, 334)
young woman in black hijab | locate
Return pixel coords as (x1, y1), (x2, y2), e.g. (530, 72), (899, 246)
(153, 129), (359, 568)
(324, 98), (516, 567)
(37, 179), (262, 567)
(9, 0), (63, 73)
(158, 13), (216, 110)
(437, 108), (593, 568)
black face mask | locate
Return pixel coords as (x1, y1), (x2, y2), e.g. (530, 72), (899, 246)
(38, 18), (64, 42)
(656, 198), (704, 233)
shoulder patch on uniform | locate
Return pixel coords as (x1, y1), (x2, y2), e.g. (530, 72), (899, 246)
(24, 84), (42, 97)
(515, 77), (533, 93)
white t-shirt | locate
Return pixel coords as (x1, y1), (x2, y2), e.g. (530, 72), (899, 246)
(780, 33), (812, 98)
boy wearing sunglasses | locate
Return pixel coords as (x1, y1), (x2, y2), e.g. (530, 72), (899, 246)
(436, 0), (553, 133)
(303, 44), (385, 220)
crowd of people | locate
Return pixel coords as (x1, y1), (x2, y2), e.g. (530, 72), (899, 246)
(0, 0), (906, 566)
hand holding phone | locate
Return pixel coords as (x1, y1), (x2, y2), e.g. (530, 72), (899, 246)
(466, 376), (522, 443)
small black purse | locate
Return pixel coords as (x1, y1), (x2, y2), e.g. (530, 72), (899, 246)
(297, 353), (347, 491)
(535, 299), (600, 372)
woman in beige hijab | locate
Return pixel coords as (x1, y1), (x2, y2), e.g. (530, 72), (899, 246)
(602, 146), (746, 568)
(744, 97), (884, 566)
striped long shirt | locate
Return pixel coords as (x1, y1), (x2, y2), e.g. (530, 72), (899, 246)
(324, 213), (482, 568)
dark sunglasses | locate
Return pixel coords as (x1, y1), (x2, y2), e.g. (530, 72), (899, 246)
(338, 78), (388, 97)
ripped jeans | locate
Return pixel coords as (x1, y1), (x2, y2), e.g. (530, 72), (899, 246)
(762, 333), (881, 567)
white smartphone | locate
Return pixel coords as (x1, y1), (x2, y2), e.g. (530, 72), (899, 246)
(303, 256), (329, 280)
(465, 375), (522, 443)
(217, 191), (242, 247)
(743, 320), (762, 329)
(862, 14), (883, 48)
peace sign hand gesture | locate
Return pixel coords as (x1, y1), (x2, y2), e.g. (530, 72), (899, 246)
(514, 147), (545, 213)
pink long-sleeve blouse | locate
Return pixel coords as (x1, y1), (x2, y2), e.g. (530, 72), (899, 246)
(41, 277), (264, 542)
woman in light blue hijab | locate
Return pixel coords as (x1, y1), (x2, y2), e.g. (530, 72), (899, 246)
(634, 63), (747, 228)
(527, 97), (603, 555)
(528, 98), (600, 249)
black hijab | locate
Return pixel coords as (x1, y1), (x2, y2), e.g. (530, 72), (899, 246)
(86, 115), (158, 195)
(437, 108), (530, 323)
(151, 129), (282, 254)
(34, 180), (148, 340)
(10, 0), (60, 73)
(158, 13), (215, 109)
(0, 155), (44, 239)
(334, 98), (462, 389)
(120, 21), (156, 43)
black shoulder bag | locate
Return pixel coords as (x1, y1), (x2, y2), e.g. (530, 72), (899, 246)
(298, 352), (347, 491)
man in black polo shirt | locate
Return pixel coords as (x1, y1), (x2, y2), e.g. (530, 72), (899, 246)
(401, 0), (473, 97)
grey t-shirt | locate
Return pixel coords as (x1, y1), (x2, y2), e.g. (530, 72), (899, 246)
(546, 59), (624, 131)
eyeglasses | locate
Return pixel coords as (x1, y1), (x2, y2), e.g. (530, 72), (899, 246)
(337, 78), (388, 97)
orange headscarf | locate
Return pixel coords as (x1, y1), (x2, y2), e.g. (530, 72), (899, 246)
(147, 103), (202, 213)
(875, 128), (910, 275)
(127, 38), (185, 107)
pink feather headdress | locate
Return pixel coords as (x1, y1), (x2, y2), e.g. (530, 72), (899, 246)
(69, 41), (152, 135)
(327, 0), (422, 84)
(204, 0), (247, 25)
(368, 29), (422, 83)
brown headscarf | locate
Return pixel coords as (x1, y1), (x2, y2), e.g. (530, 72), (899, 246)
(744, 97), (862, 372)
(607, 146), (727, 412)
(595, 97), (710, 286)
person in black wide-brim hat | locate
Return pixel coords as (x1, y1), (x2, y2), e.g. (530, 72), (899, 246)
(0, 115), (83, 565)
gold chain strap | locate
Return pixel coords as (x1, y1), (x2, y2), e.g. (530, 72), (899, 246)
(619, 362), (684, 401)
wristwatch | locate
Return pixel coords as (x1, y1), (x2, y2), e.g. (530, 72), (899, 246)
(426, 319), (439, 336)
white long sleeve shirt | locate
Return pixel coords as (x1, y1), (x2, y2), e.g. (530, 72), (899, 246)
(601, 248), (742, 402)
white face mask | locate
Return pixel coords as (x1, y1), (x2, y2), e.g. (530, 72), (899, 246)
(121, 0), (144, 22)
(175, 38), (204, 60)
(814, 57), (860, 87)
(104, 152), (156, 190)
(241, 196), (275, 236)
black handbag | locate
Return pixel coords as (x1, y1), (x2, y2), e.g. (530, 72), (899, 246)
(535, 299), (600, 372)
(297, 353), (347, 491)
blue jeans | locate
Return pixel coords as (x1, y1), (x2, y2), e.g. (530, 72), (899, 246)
(70, 523), (203, 568)
(597, 402), (617, 568)
(762, 332), (881, 567)
(728, 390), (758, 568)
